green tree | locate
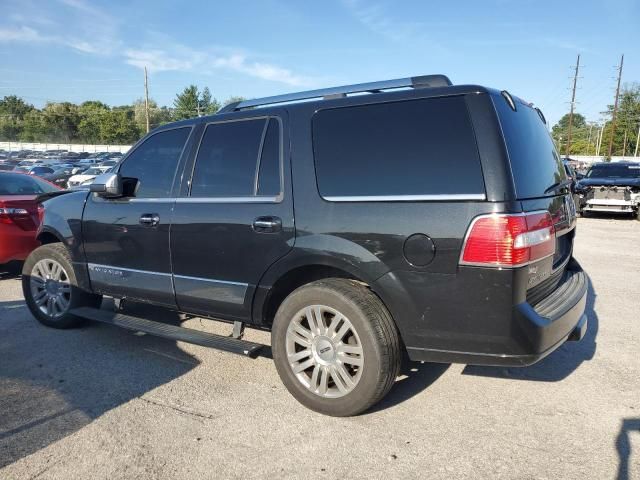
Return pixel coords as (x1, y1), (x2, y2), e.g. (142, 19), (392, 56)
(78, 101), (110, 143)
(601, 83), (640, 156)
(19, 110), (47, 142)
(0, 95), (35, 141)
(133, 98), (173, 132)
(200, 87), (220, 115)
(173, 85), (200, 120)
(41, 102), (80, 142)
(99, 109), (140, 144)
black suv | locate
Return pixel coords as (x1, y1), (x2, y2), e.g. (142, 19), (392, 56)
(22, 75), (588, 416)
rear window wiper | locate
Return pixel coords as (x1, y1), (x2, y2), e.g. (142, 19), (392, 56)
(544, 179), (573, 195)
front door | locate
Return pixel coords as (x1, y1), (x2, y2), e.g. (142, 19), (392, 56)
(82, 126), (195, 307)
(170, 115), (294, 321)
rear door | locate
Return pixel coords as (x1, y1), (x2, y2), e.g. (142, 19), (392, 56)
(82, 126), (195, 307)
(170, 114), (294, 322)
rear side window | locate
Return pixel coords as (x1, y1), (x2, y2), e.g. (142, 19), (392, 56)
(119, 127), (191, 198)
(257, 119), (281, 196)
(190, 118), (281, 198)
(312, 96), (484, 199)
(493, 95), (565, 199)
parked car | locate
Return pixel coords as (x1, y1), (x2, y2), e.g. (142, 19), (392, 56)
(23, 74), (587, 416)
(98, 159), (119, 168)
(0, 172), (60, 266)
(575, 162), (640, 218)
(66, 166), (111, 188)
(13, 165), (55, 177)
(41, 165), (80, 188)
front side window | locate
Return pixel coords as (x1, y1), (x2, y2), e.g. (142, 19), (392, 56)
(119, 127), (191, 198)
(190, 118), (281, 198)
(312, 96), (485, 199)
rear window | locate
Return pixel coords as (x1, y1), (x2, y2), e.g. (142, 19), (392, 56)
(312, 96), (485, 199)
(0, 173), (58, 195)
(586, 164), (640, 179)
(493, 95), (565, 199)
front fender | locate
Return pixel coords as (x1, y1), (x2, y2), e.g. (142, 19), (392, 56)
(37, 190), (91, 290)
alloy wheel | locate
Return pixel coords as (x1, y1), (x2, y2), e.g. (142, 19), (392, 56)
(30, 259), (71, 318)
(285, 305), (364, 398)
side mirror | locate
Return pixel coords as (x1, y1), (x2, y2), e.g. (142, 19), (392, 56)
(90, 172), (122, 198)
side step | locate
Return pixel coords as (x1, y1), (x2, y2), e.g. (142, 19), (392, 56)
(70, 307), (263, 357)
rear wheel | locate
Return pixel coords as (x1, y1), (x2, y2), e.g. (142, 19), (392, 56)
(22, 243), (102, 328)
(272, 278), (401, 416)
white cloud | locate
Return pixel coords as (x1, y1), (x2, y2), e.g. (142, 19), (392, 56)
(124, 49), (196, 72)
(0, 3), (315, 87)
(124, 47), (315, 87)
(0, 26), (46, 42)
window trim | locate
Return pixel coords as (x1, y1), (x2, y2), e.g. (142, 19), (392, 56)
(116, 124), (195, 200)
(311, 96), (487, 202)
(186, 116), (284, 203)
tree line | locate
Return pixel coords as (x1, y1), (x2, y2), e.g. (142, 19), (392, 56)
(552, 83), (640, 157)
(0, 86), (244, 145)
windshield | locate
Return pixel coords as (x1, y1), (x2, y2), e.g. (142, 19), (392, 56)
(586, 164), (640, 179)
(83, 168), (103, 175)
(0, 173), (58, 195)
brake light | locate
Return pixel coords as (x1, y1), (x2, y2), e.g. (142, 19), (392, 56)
(0, 207), (29, 224)
(37, 203), (45, 224)
(460, 212), (555, 268)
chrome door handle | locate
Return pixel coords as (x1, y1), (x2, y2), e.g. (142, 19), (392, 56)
(252, 216), (282, 233)
(139, 214), (160, 227)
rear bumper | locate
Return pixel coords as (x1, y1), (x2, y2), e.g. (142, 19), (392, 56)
(0, 225), (39, 264)
(386, 259), (588, 367)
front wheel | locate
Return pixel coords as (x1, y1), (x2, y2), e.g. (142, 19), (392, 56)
(22, 243), (102, 328)
(271, 278), (401, 416)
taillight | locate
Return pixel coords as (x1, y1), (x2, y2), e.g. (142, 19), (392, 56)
(460, 211), (555, 268)
(37, 203), (45, 225)
(0, 207), (29, 224)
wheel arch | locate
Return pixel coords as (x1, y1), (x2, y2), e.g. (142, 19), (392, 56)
(252, 253), (395, 332)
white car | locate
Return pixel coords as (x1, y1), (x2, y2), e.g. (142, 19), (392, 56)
(67, 166), (112, 188)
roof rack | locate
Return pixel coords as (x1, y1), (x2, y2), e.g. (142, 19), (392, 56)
(218, 74), (452, 113)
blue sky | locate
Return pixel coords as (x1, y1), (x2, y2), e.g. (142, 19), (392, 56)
(0, 0), (638, 127)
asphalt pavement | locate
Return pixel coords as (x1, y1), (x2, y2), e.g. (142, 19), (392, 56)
(1, 216), (639, 479)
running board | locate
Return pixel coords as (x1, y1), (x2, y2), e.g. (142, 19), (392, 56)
(70, 307), (263, 357)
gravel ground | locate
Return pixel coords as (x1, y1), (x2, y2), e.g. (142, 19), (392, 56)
(0, 216), (638, 480)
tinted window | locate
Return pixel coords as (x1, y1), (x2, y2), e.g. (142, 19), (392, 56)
(0, 173), (58, 195)
(119, 127), (191, 198)
(586, 164), (640, 179)
(190, 119), (265, 197)
(493, 95), (565, 198)
(312, 97), (484, 198)
(257, 119), (281, 196)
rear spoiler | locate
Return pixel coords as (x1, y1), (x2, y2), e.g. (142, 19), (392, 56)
(36, 190), (76, 203)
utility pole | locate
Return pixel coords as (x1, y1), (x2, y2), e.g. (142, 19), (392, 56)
(607, 54), (624, 159)
(635, 122), (640, 157)
(566, 54), (581, 157)
(144, 66), (150, 134)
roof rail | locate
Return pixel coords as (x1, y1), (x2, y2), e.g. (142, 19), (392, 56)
(218, 74), (452, 113)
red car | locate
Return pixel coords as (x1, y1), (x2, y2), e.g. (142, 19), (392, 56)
(0, 172), (61, 266)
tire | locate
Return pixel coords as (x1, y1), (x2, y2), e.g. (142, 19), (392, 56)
(271, 278), (401, 416)
(22, 243), (102, 329)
